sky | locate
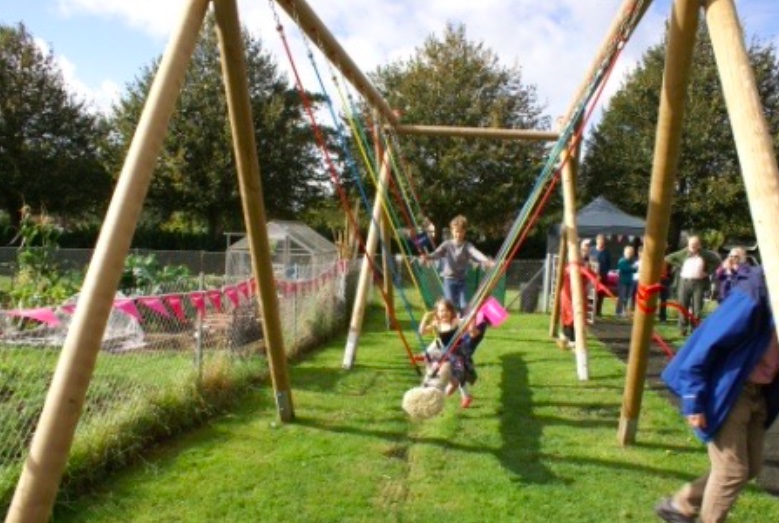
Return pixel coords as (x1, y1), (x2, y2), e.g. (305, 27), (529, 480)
(1, 0), (778, 123)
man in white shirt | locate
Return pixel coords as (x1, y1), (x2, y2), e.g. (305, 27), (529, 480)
(665, 235), (722, 335)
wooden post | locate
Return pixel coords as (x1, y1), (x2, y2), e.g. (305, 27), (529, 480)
(273, 0), (398, 126)
(392, 125), (559, 141)
(214, 0), (294, 421)
(343, 151), (392, 368)
(4, 2), (210, 521)
(381, 208), (395, 328)
(705, 0), (779, 347)
(618, 0), (699, 446)
(374, 117), (395, 328)
(548, 227), (567, 337)
(559, 130), (588, 380)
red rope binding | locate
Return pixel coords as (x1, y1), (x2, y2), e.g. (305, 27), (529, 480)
(635, 282), (664, 314)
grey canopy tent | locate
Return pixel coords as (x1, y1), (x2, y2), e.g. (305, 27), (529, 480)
(537, 196), (646, 313)
(546, 196), (646, 256)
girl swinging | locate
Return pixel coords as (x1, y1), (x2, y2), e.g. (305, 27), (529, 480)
(418, 298), (479, 408)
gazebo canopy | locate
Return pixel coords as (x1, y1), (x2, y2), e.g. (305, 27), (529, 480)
(546, 196), (646, 254)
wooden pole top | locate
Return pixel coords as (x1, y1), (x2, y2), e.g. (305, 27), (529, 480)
(273, 0), (398, 126)
(392, 124), (559, 141)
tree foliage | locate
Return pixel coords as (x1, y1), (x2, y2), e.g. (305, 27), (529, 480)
(371, 23), (550, 247)
(108, 16), (331, 243)
(580, 23), (779, 247)
(0, 23), (112, 228)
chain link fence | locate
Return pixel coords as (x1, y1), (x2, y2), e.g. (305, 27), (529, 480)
(0, 256), (358, 508)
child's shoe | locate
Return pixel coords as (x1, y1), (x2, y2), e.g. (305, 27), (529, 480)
(460, 395), (473, 409)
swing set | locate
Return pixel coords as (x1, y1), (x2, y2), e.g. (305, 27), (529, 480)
(7, 1), (779, 521)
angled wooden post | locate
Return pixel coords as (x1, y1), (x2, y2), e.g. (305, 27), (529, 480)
(705, 0), (779, 339)
(618, 0), (699, 446)
(5, 2), (210, 521)
(343, 150), (392, 368)
(559, 126), (589, 380)
(549, 227), (567, 337)
(374, 117), (395, 329)
(214, 0), (293, 421)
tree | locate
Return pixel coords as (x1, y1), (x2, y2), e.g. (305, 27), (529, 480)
(0, 23), (112, 228)
(108, 16), (332, 243)
(580, 23), (779, 247)
(371, 23), (550, 250)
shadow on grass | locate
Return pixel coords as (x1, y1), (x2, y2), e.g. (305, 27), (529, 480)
(497, 353), (562, 485)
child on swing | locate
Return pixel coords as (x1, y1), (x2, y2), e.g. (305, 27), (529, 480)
(419, 298), (484, 408)
(421, 215), (494, 314)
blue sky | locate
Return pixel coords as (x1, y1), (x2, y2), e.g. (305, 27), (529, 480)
(1, 0), (778, 118)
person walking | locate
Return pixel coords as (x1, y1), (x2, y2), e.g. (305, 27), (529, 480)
(655, 265), (779, 523)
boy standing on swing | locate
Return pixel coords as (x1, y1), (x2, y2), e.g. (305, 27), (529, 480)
(421, 215), (495, 313)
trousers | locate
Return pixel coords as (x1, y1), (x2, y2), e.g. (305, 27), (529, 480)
(673, 383), (767, 523)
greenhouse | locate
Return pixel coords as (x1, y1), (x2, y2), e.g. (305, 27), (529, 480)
(225, 220), (338, 281)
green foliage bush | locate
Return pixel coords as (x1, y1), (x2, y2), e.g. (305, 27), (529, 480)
(119, 253), (192, 295)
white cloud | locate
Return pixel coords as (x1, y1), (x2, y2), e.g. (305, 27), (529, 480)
(33, 37), (119, 114)
(47, 0), (776, 124)
(56, 0), (189, 40)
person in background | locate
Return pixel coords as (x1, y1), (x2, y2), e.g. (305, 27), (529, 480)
(665, 235), (721, 336)
(421, 215), (494, 313)
(580, 238), (592, 263)
(615, 245), (636, 317)
(658, 251), (673, 323)
(655, 265), (779, 523)
(557, 249), (590, 350)
(590, 234), (612, 317)
(715, 246), (750, 303)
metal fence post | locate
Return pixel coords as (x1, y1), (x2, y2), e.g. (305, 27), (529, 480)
(195, 272), (204, 379)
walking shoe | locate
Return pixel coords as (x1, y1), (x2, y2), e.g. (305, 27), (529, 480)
(460, 395), (473, 409)
(654, 498), (695, 523)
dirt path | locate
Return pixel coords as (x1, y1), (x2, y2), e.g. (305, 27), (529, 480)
(590, 318), (779, 496)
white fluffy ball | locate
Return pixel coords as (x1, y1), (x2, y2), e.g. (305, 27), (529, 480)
(402, 386), (445, 419)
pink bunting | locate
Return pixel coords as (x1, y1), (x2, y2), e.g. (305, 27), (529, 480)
(114, 298), (142, 321)
(60, 303), (76, 314)
(165, 295), (186, 321)
(137, 296), (171, 318)
(206, 290), (223, 312)
(237, 281), (250, 298)
(223, 286), (240, 307)
(189, 292), (206, 316)
(5, 307), (60, 326)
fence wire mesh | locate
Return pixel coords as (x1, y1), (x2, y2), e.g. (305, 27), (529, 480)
(0, 258), (358, 505)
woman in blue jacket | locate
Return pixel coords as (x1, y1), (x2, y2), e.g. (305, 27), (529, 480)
(655, 265), (779, 523)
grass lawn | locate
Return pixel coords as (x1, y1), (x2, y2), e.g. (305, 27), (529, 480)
(50, 308), (779, 523)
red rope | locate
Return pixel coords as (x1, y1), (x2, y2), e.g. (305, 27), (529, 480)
(276, 25), (420, 373)
(635, 282), (664, 314)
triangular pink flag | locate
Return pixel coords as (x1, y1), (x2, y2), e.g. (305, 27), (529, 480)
(6, 307), (60, 326)
(165, 295), (186, 321)
(237, 281), (250, 298)
(114, 298), (142, 321)
(206, 290), (223, 312)
(137, 296), (171, 318)
(189, 292), (206, 316)
(223, 286), (240, 307)
(60, 303), (76, 314)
